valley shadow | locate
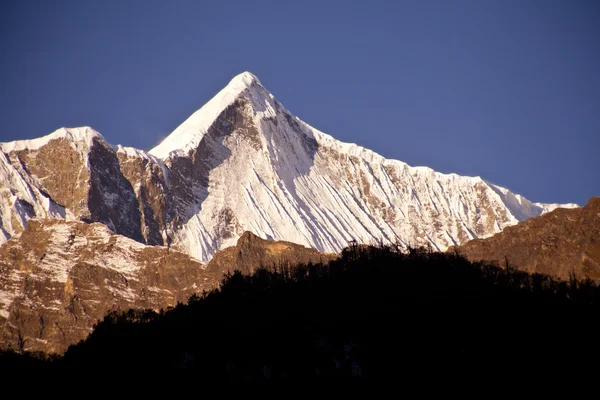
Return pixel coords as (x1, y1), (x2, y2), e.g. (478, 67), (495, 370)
(86, 137), (144, 242)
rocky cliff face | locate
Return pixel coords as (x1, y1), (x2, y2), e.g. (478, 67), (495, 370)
(450, 197), (600, 280)
(0, 128), (168, 247)
(0, 222), (337, 354)
(0, 219), (216, 354)
(115, 147), (169, 246)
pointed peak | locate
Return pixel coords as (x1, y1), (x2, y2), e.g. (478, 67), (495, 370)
(149, 72), (270, 159)
(217, 71), (264, 102)
(227, 71), (262, 90)
(237, 231), (263, 244)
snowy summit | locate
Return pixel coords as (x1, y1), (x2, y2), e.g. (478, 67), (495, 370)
(149, 72), (263, 159)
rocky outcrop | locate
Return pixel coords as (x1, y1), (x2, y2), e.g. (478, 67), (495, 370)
(206, 231), (337, 276)
(450, 197), (600, 281)
(0, 219), (218, 354)
(0, 128), (168, 246)
(10, 137), (90, 219)
(0, 222), (337, 354)
(116, 148), (168, 246)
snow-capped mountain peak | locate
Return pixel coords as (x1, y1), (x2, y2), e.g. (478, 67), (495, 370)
(0, 71), (585, 354)
(231, 71), (262, 88)
(149, 71), (266, 159)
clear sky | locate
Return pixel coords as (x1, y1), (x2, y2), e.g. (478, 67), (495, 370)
(1, 0), (598, 205)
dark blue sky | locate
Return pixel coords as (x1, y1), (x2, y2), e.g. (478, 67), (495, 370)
(1, 0), (598, 205)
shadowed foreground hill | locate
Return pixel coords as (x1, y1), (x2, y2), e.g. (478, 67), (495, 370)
(451, 197), (600, 281)
(4, 244), (600, 376)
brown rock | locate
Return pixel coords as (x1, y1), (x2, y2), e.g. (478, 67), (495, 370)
(14, 138), (90, 218)
(0, 219), (220, 354)
(206, 231), (337, 276)
(0, 223), (335, 354)
(449, 197), (600, 281)
(116, 151), (168, 245)
(3, 135), (148, 243)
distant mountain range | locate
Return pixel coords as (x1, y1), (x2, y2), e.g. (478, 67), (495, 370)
(0, 71), (580, 353)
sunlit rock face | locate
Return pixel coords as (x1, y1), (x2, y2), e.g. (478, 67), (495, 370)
(0, 128), (163, 246)
(206, 231), (337, 276)
(0, 223), (334, 354)
(0, 219), (216, 354)
(451, 197), (600, 281)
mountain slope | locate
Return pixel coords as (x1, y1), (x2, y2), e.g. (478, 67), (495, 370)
(0, 223), (334, 354)
(0, 219), (216, 353)
(0, 72), (577, 262)
(0, 127), (169, 246)
(149, 72), (577, 260)
(450, 197), (600, 280)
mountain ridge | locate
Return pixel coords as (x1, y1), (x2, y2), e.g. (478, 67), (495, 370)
(0, 71), (578, 261)
(0, 218), (215, 353)
(0, 221), (334, 353)
(451, 196), (600, 280)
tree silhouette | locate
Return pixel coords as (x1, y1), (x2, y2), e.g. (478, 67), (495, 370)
(3, 243), (600, 377)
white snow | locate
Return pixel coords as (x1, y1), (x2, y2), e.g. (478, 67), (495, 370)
(0, 126), (104, 154)
(115, 144), (162, 164)
(147, 71), (579, 261)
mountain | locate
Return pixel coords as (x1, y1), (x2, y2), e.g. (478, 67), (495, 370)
(0, 72), (576, 262)
(0, 222), (334, 353)
(0, 71), (580, 352)
(450, 197), (600, 281)
(0, 127), (169, 247)
(0, 219), (216, 353)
